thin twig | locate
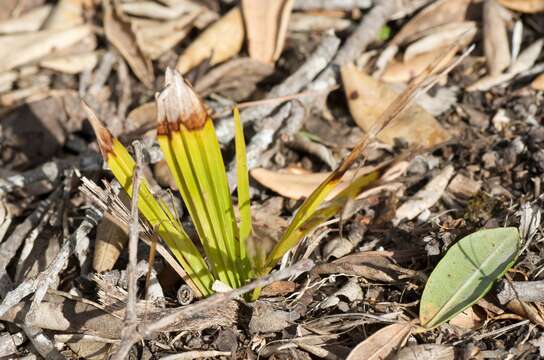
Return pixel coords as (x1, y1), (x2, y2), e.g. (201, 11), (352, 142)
(116, 141), (144, 359)
(126, 141), (144, 324)
(0, 207), (102, 318)
(214, 33), (340, 144)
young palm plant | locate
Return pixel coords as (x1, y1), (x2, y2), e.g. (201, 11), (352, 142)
(84, 68), (388, 298)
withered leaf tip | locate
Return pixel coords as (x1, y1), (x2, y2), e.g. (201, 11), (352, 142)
(156, 68), (208, 132)
(81, 100), (114, 157)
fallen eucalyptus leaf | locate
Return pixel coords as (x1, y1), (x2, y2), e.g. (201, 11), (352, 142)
(420, 227), (520, 329)
(242, 0), (294, 63)
(0, 4), (52, 34)
(342, 64), (450, 147)
(484, 0), (511, 75)
(404, 21), (476, 61)
(391, 0), (472, 46)
(103, 0), (154, 88)
(0, 25), (92, 72)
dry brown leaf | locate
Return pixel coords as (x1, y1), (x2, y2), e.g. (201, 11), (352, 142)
(342, 64), (450, 147)
(130, 12), (200, 60)
(393, 165), (454, 224)
(403, 21), (476, 61)
(0, 4), (52, 34)
(40, 51), (98, 74)
(0, 25), (92, 72)
(93, 212), (128, 272)
(532, 73), (544, 90)
(43, 0), (84, 30)
(103, 0), (154, 88)
(393, 344), (455, 360)
(467, 38), (543, 91)
(176, 7), (244, 74)
(381, 46), (457, 83)
(498, 0), (544, 12)
(391, 0), (472, 45)
(449, 306), (484, 330)
(126, 101), (156, 136)
(242, 0), (294, 63)
(484, 0), (511, 76)
(346, 322), (412, 360)
(507, 299), (544, 326)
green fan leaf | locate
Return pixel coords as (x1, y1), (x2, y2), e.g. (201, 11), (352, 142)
(420, 227), (520, 329)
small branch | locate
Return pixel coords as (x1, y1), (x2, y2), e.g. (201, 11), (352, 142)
(497, 280), (544, 305)
(115, 141), (144, 360)
(215, 33), (340, 144)
(125, 141), (144, 324)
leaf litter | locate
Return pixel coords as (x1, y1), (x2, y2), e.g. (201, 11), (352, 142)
(0, 0), (543, 359)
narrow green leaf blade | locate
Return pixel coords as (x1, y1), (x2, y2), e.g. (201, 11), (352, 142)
(234, 107), (251, 274)
(420, 227), (520, 329)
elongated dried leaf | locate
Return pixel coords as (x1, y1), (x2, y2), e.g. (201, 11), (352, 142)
(40, 51), (98, 74)
(391, 0), (471, 45)
(242, 0), (294, 63)
(382, 47), (457, 83)
(44, 0), (84, 30)
(404, 21), (476, 61)
(346, 322), (412, 360)
(484, 0), (511, 76)
(0, 4), (52, 34)
(131, 12), (199, 60)
(103, 0), (154, 88)
(467, 39), (543, 91)
(176, 7), (244, 74)
(420, 227), (520, 329)
(0, 24), (91, 72)
(342, 64), (450, 147)
(498, 0), (544, 12)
